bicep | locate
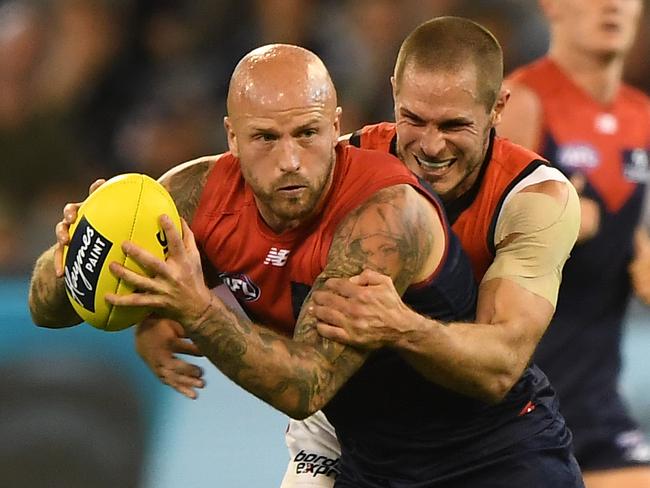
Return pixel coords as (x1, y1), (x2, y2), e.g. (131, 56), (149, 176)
(293, 184), (441, 358)
(498, 82), (543, 152)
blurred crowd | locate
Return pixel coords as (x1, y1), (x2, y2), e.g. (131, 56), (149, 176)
(1, 0), (649, 274)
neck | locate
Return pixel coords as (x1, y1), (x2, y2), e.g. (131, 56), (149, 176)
(548, 42), (625, 105)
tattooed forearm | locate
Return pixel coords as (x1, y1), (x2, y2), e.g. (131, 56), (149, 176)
(184, 298), (345, 417)
(28, 246), (82, 327)
(160, 156), (216, 222)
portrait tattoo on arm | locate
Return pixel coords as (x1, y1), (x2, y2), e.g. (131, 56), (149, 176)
(293, 183), (435, 376)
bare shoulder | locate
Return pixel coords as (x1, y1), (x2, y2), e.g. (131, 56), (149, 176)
(498, 82), (543, 150)
(158, 155), (220, 222)
(324, 184), (441, 293)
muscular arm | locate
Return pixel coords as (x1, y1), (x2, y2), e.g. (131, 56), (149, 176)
(28, 156), (217, 328)
(395, 180), (579, 402)
(175, 184), (440, 418)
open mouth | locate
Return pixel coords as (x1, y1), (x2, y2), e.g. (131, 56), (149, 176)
(414, 154), (456, 172)
(277, 184), (307, 195)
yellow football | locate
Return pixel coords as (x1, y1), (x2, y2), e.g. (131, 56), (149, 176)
(62, 173), (181, 331)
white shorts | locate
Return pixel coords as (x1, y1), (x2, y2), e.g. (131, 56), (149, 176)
(280, 411), (342, 487)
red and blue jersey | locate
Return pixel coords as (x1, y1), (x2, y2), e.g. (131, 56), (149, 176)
(508, 57), (650, 423)
(191, 142), (479, 482)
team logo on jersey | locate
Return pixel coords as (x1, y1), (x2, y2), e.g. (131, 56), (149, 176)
(218, 272), (260, 302)
(623, 148), (650, 183)
(264, 247), (291, 267)
(556, 143), (600, 170)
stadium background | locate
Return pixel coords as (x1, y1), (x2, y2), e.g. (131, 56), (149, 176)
(1, 0), (649, 486)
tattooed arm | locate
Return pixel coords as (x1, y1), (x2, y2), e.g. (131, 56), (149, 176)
(28, 156), (218, 328)
(107, 184), (443, 418)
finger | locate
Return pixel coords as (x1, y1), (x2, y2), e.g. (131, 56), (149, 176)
(109, 261), (157, 292)
(55, 221), (71, 246)
(170, 360), (205, 381)
(172, 338), (203, 357)
(312, 289), (353, 311)
(122, 240), (167, 276)
(316, 322), (352, 345)
(160, 214), (184, 257)
(88, 178), (106, 194)
(322, 277), (364, 298)
(175, 385), (200, 400)
(105, 289), (161, 308)
(54, 243), (65, 277)
(357, 268), (391, 286)
(310, 303), (350, 328)
(62, 202), (81, 225)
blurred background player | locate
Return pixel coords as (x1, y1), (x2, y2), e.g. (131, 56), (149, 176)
(500, 0), (650, 487)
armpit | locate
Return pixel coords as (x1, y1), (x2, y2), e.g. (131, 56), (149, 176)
(482, 185), (580, 306)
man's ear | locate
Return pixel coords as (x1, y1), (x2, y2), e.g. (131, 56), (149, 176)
(224, 117), (238, 157)
(491, 86), (511, 126)
(333, 106), (342, 144)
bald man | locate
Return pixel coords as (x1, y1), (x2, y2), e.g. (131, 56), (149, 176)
(29, 45), (480, 485)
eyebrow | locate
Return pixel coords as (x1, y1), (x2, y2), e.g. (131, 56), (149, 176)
(291, 119), (322, 133)
(400, 107), (424, 121)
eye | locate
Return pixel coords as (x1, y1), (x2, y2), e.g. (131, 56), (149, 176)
(301, 128), (318, 138)
(255, 133), (277, 142)
(441, 121), (471, 132)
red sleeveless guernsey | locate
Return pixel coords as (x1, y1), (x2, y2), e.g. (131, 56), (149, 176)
(191, 143), (440, 336)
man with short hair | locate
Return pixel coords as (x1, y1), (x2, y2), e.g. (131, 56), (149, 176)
(279, 16), (584, 487)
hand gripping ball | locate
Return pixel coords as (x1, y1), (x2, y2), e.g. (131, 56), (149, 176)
(62, 173), (182, 331)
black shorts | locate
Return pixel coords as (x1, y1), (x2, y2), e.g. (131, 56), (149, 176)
(335, 417), (585, 488)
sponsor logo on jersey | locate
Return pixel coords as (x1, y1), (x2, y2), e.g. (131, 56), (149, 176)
(623, 148), (650, 183)
(292, 449), (340, 479)
(264, 247), (291, 267)
(218, 272), (261, 302)
(595, 113), (618, 134)
(557, 143), (600, 170)
(64, 216), (112, 311)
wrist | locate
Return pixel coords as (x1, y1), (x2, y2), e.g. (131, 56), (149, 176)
(184, 293), (216, 334)
(394, 307), (434, 352)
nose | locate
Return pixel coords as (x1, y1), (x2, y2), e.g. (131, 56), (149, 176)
(419, 125), (446, 159)
(277, 137), (301, 173)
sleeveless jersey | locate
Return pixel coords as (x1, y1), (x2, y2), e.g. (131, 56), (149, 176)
(508, 58), (650, 422)
(191, 143), (478, 482)
(192, 144), (475, 337)
(345, 123), (567, 482)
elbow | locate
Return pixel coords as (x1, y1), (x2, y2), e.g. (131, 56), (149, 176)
(285, 400), (326, 421)
(28, 298), (81, 329)
(477, 370), (521, 404)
